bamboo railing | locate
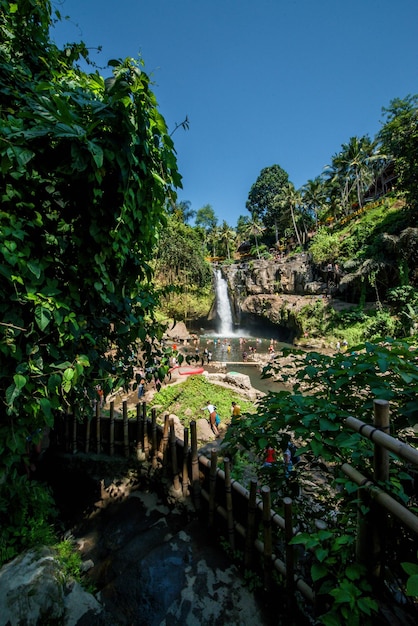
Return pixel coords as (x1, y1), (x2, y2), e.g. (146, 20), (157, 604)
(51, 397), (418, 614)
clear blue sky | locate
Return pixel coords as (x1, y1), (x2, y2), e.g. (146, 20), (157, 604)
(51, 0), (417, 227)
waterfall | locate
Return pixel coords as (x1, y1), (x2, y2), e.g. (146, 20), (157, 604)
(214, 268), (234, 336)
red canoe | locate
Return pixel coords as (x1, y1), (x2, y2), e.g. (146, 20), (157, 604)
(177, 366), (204, 376)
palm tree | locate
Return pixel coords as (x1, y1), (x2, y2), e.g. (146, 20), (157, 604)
(325, 136), (382, 216)
(219, 221), (236, 260)
(301, 176), (327, 226)
(275, 183), (304, 248)
(241, 213), (265, 259)
(169, 200), (196, 223)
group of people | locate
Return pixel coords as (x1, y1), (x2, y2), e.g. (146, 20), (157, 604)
(335, 339), (348, 353)
(201, 400), (241, 437)
(263, 441), (300, 478)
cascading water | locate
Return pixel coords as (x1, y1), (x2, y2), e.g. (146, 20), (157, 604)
(214, 268), (234, 336)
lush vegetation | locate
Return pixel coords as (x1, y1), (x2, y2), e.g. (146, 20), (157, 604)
(0, 0), (180, 562)
(1, 5), (418, 625)
(222, 338), (418, 625)
(147, 374), (255, 427)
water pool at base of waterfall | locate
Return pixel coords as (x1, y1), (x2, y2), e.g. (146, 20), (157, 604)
(189, 335), (291, 394)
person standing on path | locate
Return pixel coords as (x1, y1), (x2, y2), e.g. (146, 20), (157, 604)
(201, 400), (220, 437)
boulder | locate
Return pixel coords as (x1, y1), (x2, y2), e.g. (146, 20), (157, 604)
(164, 321), (190, 341)
(0, 547), (104, 626)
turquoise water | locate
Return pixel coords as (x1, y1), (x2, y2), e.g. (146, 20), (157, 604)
(194, 335), (290, 394)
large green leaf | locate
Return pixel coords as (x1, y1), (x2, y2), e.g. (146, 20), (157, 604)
(34, 305), (52, 331)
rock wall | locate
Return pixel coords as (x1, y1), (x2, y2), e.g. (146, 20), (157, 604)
(219, 254), (327, 338)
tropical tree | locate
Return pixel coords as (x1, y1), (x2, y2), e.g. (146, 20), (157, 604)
(195, 204), (218, 256)
(379, 95), (418, 210)
(0, 0), (180, 555)
(301, 176), (328, 226)
(246, 164), (291, 241)
(218, 221), (236, 260)
(241, 213), (265, 259)
(154, 216), (210, 287)
(324, 136), (383, 216)
(168, 200), (196, 224)
(275, 182), (304, 248)
(195, 204), (218, 232)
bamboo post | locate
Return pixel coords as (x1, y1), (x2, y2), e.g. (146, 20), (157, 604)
(245, 479), (258, 568)
(109, 401), (115, 456)
(85, 416), (91, 454)
(159, 413), (170, 473)
(123, 400), (129, 458)
(142, 402), (149, 459)
(372, 399), (390, 579)
(261, 485), (273, 591)
(343, 463), (418, 534)
(95, 400), (101, 454)
(152, 407), (158, 468)
(136, 403), (143, 460)
(284, 497), (295, 601)
(190, 420), (201, 510)
(373, 399), (390, 482)
(72, 413), (77, 454)
(182, 428), (190, 496)
(224, 457), (235, 550)
(345, 415), (418, 465)
(355, 481), (370, 566)
(169, 418), (181, 492)
(208, 449), (218, 531)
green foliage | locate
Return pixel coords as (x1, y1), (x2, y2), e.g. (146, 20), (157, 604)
(0, 0), (181, 567)
(223, 338), (418, 623)
(379, 95), (418, 211)
(363, 310), (397, 341)
(0, 1), (180, 478)
(155, 216), (211, 288)
(401, 553), (418, 597)
(309, 228), (341, 264)
(54, 540), (85, 585)
(147, 375), (255, 427)
(246, 164), (291, 233)
(0, 474), (57, 567)
(291, 529), (378, 625)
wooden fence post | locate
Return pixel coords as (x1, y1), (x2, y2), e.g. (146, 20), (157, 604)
(182, 428), (189, 497)
(136, 403), (143, 460)
(355, 399), (390, 578)
(261, 485), (273, 591)
(209, 449), (218, 531)
(109, 401), (115, 456)
(372, 398), (390, 579)
(284, 497), (295, 602)
(151, 407), (158, 468)
(159, 413), (170, 472)
(374, 399), (390, 481)
(169, 418), (181, 492)
(123, 400), (129, 458)
(95, 400), (101, 454)
(224, 457), (235, 550)
(142, 402), (149, 459)
(245, 479), (258, 568)
(190, 420), (201, 511)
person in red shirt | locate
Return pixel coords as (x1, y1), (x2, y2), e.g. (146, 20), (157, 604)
(263, 445), (276, 467)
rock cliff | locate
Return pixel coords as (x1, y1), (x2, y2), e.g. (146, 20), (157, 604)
(219, 254), (329, 341)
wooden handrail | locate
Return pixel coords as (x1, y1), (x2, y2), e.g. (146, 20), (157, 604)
(345, 416), (418, 466)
